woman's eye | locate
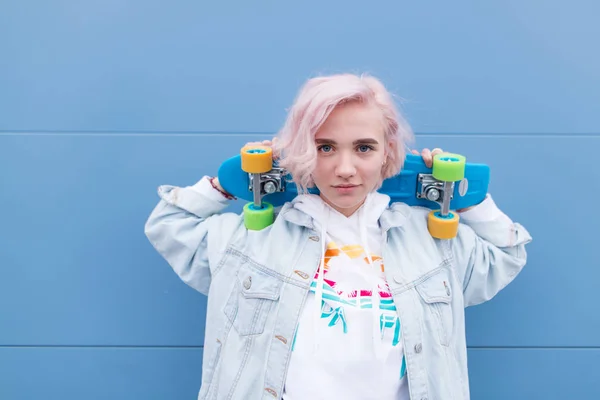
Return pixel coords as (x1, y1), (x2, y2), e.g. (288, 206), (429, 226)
(318, 145), (333, 153)
(358, 145), (373, 153)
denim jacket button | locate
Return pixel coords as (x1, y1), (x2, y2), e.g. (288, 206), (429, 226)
(243, 276), (252, 290)
(294, 270), (309, 280)
(414, 343), (422, 353)
(309, 235), (320, 242)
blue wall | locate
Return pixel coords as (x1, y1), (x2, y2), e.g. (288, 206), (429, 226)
(1, 1), (599, 399)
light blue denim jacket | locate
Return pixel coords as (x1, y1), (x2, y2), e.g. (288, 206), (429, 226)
(144, 177), (532, 400)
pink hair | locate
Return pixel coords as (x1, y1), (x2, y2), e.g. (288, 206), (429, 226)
(274, 73), (415, 193)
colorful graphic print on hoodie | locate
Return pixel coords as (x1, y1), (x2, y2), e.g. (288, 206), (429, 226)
(283, 192), (409, 400)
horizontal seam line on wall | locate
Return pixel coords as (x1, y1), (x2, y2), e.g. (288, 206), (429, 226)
(1, 345), (599, 349)
(0, 345), (205, 349)
(1, 131), (600, 137)
(468, 346), (600, 350)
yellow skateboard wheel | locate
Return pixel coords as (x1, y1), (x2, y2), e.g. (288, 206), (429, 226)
(427, 210), (459, 239)
(241, 145), (273, 174)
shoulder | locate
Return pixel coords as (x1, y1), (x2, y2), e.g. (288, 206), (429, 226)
(220, 202), (308, 247)
(383, 201), (431, 229)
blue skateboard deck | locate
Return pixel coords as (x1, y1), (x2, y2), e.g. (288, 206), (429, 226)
(218, 153), (490, 210)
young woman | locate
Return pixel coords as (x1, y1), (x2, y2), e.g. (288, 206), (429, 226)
(145, 73), (532, 400)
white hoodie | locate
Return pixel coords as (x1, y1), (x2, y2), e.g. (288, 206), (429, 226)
(283, 192), (410, 400)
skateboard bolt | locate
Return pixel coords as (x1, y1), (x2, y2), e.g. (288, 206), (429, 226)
(425, 188), (440, 201)
(264, 181), (277, 194)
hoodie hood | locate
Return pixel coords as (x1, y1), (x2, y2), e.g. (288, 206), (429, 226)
(291, 191), (390, 233)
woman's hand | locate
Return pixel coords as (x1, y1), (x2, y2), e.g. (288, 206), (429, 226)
(411, 147), (446, 168)
(244, 138), (280, 160)
(211, 138), (280, 198)
(212, 139), (280, 197)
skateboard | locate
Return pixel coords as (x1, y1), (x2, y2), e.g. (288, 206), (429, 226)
(218, 145), (490, 239)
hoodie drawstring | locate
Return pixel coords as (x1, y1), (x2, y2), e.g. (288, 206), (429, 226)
(359, 207), (386, 360)
(313, 206), (330, 352)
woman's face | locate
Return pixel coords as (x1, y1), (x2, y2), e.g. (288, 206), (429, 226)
(311, 101), (388, 217)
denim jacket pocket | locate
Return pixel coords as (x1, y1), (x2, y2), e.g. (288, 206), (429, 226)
(415, 267), (454, 346)
(224, 261), (282, 336)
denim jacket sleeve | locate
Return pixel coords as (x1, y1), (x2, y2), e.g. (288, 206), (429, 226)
(449, 194), (533, 307)
(144, 176), (243, 295)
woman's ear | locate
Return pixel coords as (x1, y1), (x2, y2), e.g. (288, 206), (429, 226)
(383, 140), (395, 164)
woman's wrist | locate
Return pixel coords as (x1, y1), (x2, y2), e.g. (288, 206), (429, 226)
(209, 177), (236, 200)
